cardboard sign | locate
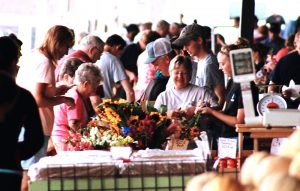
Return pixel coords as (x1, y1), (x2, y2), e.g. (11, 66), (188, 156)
(166, 138), (189, 150)
(218, 138), (237, 159)
(270, 138), (288, 155)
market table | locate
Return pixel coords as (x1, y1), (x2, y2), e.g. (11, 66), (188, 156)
(28, 150), (207, 191)
(236, 124), (295, 163)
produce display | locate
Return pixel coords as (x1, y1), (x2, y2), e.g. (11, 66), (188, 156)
(240, 151), (269, 186)
(214, 157), (240, 169)
(185, 131), (300, 191)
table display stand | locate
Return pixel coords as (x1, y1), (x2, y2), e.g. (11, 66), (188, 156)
(236, 124), (294, 165)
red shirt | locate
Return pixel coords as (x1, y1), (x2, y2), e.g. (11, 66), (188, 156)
(55, 50), (92, 81)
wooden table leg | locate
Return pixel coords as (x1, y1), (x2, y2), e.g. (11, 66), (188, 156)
(238, 132), (244, 159)
(253, 138), (259, 152)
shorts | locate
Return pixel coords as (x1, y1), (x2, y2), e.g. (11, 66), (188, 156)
(18, 127), (49, 170)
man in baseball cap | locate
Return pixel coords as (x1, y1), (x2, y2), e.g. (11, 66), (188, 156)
(172, 23), (205, 46)
(144, 38), (172, 65)
(142, 38), (175, 101)
(173, 23), (225, 106)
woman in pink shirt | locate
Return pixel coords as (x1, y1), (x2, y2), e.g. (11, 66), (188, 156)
(52, 63), (102, 151)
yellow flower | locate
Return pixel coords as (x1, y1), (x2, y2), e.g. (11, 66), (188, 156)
(117, 99), (127, 104)
(149, 112), (165, 124)
(103, 99), (112, 104)
(127, 115), (139, 125)
(124, 136), (134, 143)
(104, 108), (121, 124)
(110, 124), (121, 135)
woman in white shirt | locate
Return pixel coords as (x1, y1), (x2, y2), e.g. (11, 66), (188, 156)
(154, 55), (217, 118)
(16, 25), (76, 191)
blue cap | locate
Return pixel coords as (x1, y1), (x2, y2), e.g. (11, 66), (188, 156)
(144, 38), (172, 64)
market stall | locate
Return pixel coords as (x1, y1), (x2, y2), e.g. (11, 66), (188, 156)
(28, 149), (207, 191)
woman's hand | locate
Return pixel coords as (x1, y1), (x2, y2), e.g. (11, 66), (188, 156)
(197, 107), (214, 115)
(195, 99), (211, 113)
(195, 107), (214, 115)
(63, 96), (75, 109)
(168, 108), (188, 120)
(196, 99), (210, 108)
(68, 119), (80, 131)
(56, 84), (75, 95)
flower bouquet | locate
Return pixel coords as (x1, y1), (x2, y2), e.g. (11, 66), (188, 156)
(165, 112), (203, 150)
(167, 112), (202, 140)
(65, 118), (135, 151)
(65, 99), (171, 150)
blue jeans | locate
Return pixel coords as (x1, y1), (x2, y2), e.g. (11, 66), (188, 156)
(18, 127), (49, 170)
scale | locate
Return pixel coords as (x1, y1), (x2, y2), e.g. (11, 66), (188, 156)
(257, 93), (300, 126)
(257, 93), (287, 116)
(230, 48), (261, 124)
(229, 48), (300, 126)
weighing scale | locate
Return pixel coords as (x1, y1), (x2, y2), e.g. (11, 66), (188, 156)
(257, 93), (287, 116)
(230, 48), (300, 126)
(258, 93), (300, 126)
(230, 48), (261, 124)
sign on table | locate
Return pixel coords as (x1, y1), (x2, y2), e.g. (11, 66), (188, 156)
(218, 137), (237, 159)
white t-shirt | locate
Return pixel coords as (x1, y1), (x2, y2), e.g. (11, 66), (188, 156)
(95, 51), (128, 99)
(16, 49), (56, 136)
(154, 84), (216, 111)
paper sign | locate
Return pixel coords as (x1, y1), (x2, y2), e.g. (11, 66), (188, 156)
(166, 138), (189, 150)
(110, 146), (132, 159)
(218, 138), (237, 159)
(195, 131), (211, 159)
(270, 138), (288, 155)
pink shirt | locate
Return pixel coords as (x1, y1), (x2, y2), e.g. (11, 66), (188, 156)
(52, 87), (89, 149)
(134, 51), (156, 100)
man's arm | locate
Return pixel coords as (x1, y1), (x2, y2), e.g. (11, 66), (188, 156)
(120, 79), (135, 102)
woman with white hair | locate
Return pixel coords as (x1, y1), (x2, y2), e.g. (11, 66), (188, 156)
(154, 55), (217, 118)
(52, 63), (103, 151)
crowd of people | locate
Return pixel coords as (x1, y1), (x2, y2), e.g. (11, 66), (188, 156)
(0, 14), (300, 191)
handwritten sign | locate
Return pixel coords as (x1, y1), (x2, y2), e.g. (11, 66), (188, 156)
(270, 138), (288, 155)
(166, 138), (189, 150)
(218, 138), (237, 159)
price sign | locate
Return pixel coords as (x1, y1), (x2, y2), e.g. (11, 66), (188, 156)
(218, 138), (237, 159)
(166, 138), (189, 150)
(270, 138), (288, 155)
